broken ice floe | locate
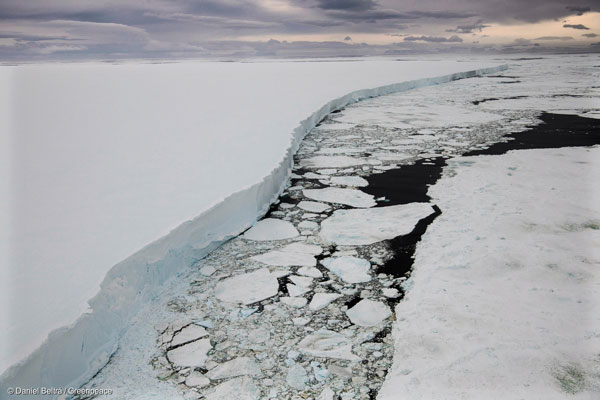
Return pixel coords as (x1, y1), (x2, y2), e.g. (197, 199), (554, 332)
(251, 250), (316, 267)
(320, 203), (435, 245)
(167, 338), (212, 368)
(309, 293), (343, 311)
(297, 329), (359, 361)
(321, 256), (372, 284)
(346, 299), (392, 327)
(205, 356), (262, 380)
(170, 324), (208, 347)
(297, 200), (331, 213)
(214, 268), (278, 305)
(303, 188), (376, 208)
(243, 218), (299, 241)
(330, 176), (369, 187)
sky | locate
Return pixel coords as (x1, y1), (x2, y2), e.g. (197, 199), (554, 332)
(0, 0), (599, 60)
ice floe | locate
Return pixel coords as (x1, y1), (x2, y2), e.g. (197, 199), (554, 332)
(320, 203), (435, 245)
(297, 329), (359, 361)
(214, 268), (278, 305)
(300, 155), (372, 169)
(206, 376), (260, 400)
(321, 256), (372, 284)
(251, 250), (316, 267)
(330, 176), (369, 187)
(167, 338), (212, 368)
(243, 218), (299, 241)
(303, 188), (376, 208)
(346, 299), (392, 327)
(309, 293), (342, 311)
(185, 371), (210, 388)
(205, 356), (261, 380)
(170, 324), (208, 347)
(297, 201), (331, 213)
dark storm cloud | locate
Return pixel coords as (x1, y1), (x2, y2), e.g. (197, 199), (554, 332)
(406, 11), (476, 19)
(582, 33), (598, 38)
(446, 23), (489, 34)
(404, 35), (463, 43)
(565, 6), (591, 16)
(314, 0), (377, 12)
(563, 24), (590, 30)
(535, 36), (573, 40)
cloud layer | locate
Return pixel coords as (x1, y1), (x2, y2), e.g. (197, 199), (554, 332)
(0, 0), (598, 59)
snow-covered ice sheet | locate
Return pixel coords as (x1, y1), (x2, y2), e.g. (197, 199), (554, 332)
(0, 58), (506, 391)
(379, 147), (600, 399)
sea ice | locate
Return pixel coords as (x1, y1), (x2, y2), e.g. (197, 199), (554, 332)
(185, 371), (210, 388)
(309, 293), (342, 311)
(330, 176), (369, 187)
(214, 268), (278, 305)
(282, 242), (322, 255)
(379, 147), (600, 399)
(299, 156), (370, 169)
(286, 364), (308, 390)
(205, 357), (261, 380)
(167, 338), (212, 368)
(206, 376), (260, 400)
(281, 297), (308, 308)
(303, 188), (376, 208)
(243, 219), (299, 241)
(320, 203), (435, 245)
(345, 300), (392, 327)
(297, 266), (323, 278)
(321, 257), (372, 284)
(316, 147), (363, 154)
(297, 329), (359, 361)
(170, 324), (208, 347)
(287, 284), (310, 297)
(297, 201), (331, 213)
(298, 221), (320, 230)
(289, 275), (314, 288)
(251, 251), (316, 267)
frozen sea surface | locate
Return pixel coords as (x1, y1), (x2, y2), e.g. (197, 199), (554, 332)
(0, 58), (505, 383)
(379, 147), (600, 399)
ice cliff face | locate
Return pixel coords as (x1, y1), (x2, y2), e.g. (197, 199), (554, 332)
(0, 61), (506, 397)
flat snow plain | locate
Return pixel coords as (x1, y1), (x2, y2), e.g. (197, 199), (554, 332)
(379, 147), (600, 399)
(0, 59), (503, 376)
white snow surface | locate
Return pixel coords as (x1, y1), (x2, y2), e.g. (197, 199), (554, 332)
(320, 203), (435, 245)
(243, 218), (299, 241)
(303, 187), (376, 208)
(297, 329), (359, 361)
(345, 299), (392, 327)
(0, 59), (506, 390)
(252, 250), (316, 267)
(379, 147), (600, 399)
(166, 338), (212, 369)
(330, 176), (369, 187)
(214, 268), (279, 305)
(321, 256), (372, 284)
(297, 201), (331, 213)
